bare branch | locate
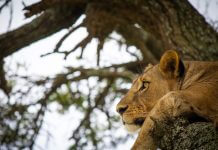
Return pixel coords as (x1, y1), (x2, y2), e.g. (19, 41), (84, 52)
(96, 39), (104, 66)
(0, 60), (11, 96)
(66, 67), (135, 81)
(126, 47), (140, 61)
(40, 23), (84, 57)
(54, 23), (84, 52)
(0, 0), (11, 12)
(64, 34), (92, 59)
(0, 2), (85, 60)
(7, 1), (13, 31)
(23, 0), (87, 18)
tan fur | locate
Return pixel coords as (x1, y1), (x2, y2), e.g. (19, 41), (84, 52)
(159, 50), (181, 78)
(116, 50), (218, 150)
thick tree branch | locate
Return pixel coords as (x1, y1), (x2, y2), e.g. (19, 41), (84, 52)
(66, 67), (135, 82)
(0, 3), (85, 59)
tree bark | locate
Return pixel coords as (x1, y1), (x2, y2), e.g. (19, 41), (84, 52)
(136, 0), (218, 60)
(1, 0), (218, 61)
(152, 117), (218, 150)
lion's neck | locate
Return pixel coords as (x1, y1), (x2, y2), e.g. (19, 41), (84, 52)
(182, 61), (218, 90)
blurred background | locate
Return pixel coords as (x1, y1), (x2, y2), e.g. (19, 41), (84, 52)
(0, 0), (218, 149)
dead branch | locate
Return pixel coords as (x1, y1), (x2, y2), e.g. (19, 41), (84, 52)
(0, 0), (11, 12)
(0, 2), (85, 60)
(64, 34), (92, 59)
(96, 38), (104, 66)
(66, 67), (135, 81)
(41, 23), (84, 57)
(7, 1), (13, 30)
(0, 60), (11, 96)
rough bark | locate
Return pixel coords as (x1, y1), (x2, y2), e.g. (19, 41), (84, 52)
(137, 0), (218, 60)
(152, 117), (218, 150)
(1, 0), (218, 61)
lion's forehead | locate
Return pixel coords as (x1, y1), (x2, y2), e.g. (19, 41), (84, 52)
(139, 66), (157, 81)
(143, 63), (154, 73)
(131, 67), (156, 90)
(132, 64), (155, 82)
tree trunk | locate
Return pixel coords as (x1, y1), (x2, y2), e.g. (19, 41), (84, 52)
(135, 0), (218, 60)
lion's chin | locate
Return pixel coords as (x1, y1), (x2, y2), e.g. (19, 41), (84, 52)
(122, 117), (145, 133)
(124, 124), (141, 133)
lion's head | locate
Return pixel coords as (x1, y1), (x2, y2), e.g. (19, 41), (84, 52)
(116, 50), (185, 132)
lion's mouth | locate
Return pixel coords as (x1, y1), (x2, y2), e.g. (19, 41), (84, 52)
(123, 117), (145, 126)
(134, 117), (145, 126)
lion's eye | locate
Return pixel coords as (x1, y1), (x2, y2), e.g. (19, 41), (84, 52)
(140, 81), (150, 91)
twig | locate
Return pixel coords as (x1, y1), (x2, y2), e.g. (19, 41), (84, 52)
(7, 1), (13, 31)
(54, 23), (84, 52)
(0, 0), (11, 13)
(40, 51), (68, 57)
(69, 79), (113, 141)
(40, 23), (84, 57)
(64, 34), (92, 59)
(96, 38), (104, 66)
(126, 47), (140, 61)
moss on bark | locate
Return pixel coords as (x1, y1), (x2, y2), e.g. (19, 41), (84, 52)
(152, 117), (218, 150)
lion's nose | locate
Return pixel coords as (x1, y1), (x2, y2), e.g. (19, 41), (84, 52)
(116, 105), (128, 115)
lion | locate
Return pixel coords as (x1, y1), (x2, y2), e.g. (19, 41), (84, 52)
(116, 50), (218, 150)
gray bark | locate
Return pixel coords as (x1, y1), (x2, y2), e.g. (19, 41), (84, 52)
(152, 117), (218, 150)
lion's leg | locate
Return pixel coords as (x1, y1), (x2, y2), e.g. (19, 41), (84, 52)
(131, 91), (194, 150)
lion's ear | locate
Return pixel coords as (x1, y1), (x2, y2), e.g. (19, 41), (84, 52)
(159, 50), (184, 78)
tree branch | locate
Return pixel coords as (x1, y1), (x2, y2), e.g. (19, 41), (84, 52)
(0, 2), (85, 59)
